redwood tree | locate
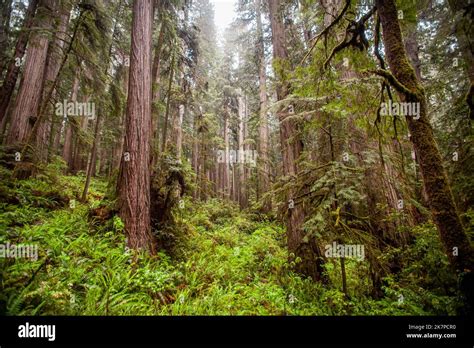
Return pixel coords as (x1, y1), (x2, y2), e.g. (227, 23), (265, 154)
(0, 0), (39, 132)
(0, 0), (12, 76)
(255, 0), (270, 212)
(36, 0), (72, 161)
(117, 0), (155, 253)
(268, 0), (325, 281)
(5, 0), (53, 145)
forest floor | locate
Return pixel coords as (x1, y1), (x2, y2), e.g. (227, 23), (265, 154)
(0, 161), (462, 315)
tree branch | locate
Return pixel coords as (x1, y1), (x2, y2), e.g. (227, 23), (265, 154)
(299, 0), (351, 66)
(366, 69), (417, 98)
(323, 6), (376, 70)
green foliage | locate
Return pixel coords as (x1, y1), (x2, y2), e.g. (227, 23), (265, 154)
(381, 223), (461, 315)
(0, 169), (463, 315)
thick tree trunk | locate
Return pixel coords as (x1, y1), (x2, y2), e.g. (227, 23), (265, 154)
(256, 0), (270, 212)
(117, 0), (155, 253)
(0, 0), (39, 132)
(36, 1), (71, 161)
(376, 0), (473, 280)
(269, 0), (325, 281)
(0, 0), (12, 76)
(6, 0), (53, 146)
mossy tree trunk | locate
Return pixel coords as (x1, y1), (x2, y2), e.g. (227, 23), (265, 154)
(376, 0), (473, 278)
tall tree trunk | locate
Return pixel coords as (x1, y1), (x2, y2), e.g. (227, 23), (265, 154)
(269, 0), (325, 281)
(82, 113), (101, 201)
(112, 64), (129, 175)
(255, 0), (270, 212)
(0, 0), (12, 76)
(376, 0), (473, 295)
(0, 0), (39, 133)
(83, 0), (121, 194)
(71, 96), (91, 173)
(117, 0), (155, 253)
(6, 0), (53, 146)
(223, 104), (230, 199)
(404, 26), (431, 224)
(151, 23), (165, 165)
(199, 129), (207, 200)
(176, 104), (184, 160)
(24, 6), (82, 165)
(161, 51), (175, 153)
(36, 1), (71, 162)
(152, 24), (165, 104)
(62, 67), (80, 168)
(237, 93), (246, 209)
(192, 111), (200, 199)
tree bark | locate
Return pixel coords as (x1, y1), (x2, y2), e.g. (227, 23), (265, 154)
(62, 66), (80, 168)
(71, 96), (91, 173)
(5, 0), (53, 146)
(376, 0), (473, 278)
(237, 93), (246, 209)
(192, 110), (201, 199)
(82, 113), (101, 201)
(117, 0), (155, 253)
(0, 0), (12, 77)
(5, 0), (52, 145)
(269, 0), (326, 281)
(256, 0), (270, 211)
(151, 23), (165, 165)
(0, 0), (39, 133)
(176, 104), (184, 160)
(223, 104), (230, 199)
(161, 51), (175, 153)
(36, 1), (72, 161)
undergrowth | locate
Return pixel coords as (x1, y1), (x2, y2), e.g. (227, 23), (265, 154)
(0, 163), (463, 315)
